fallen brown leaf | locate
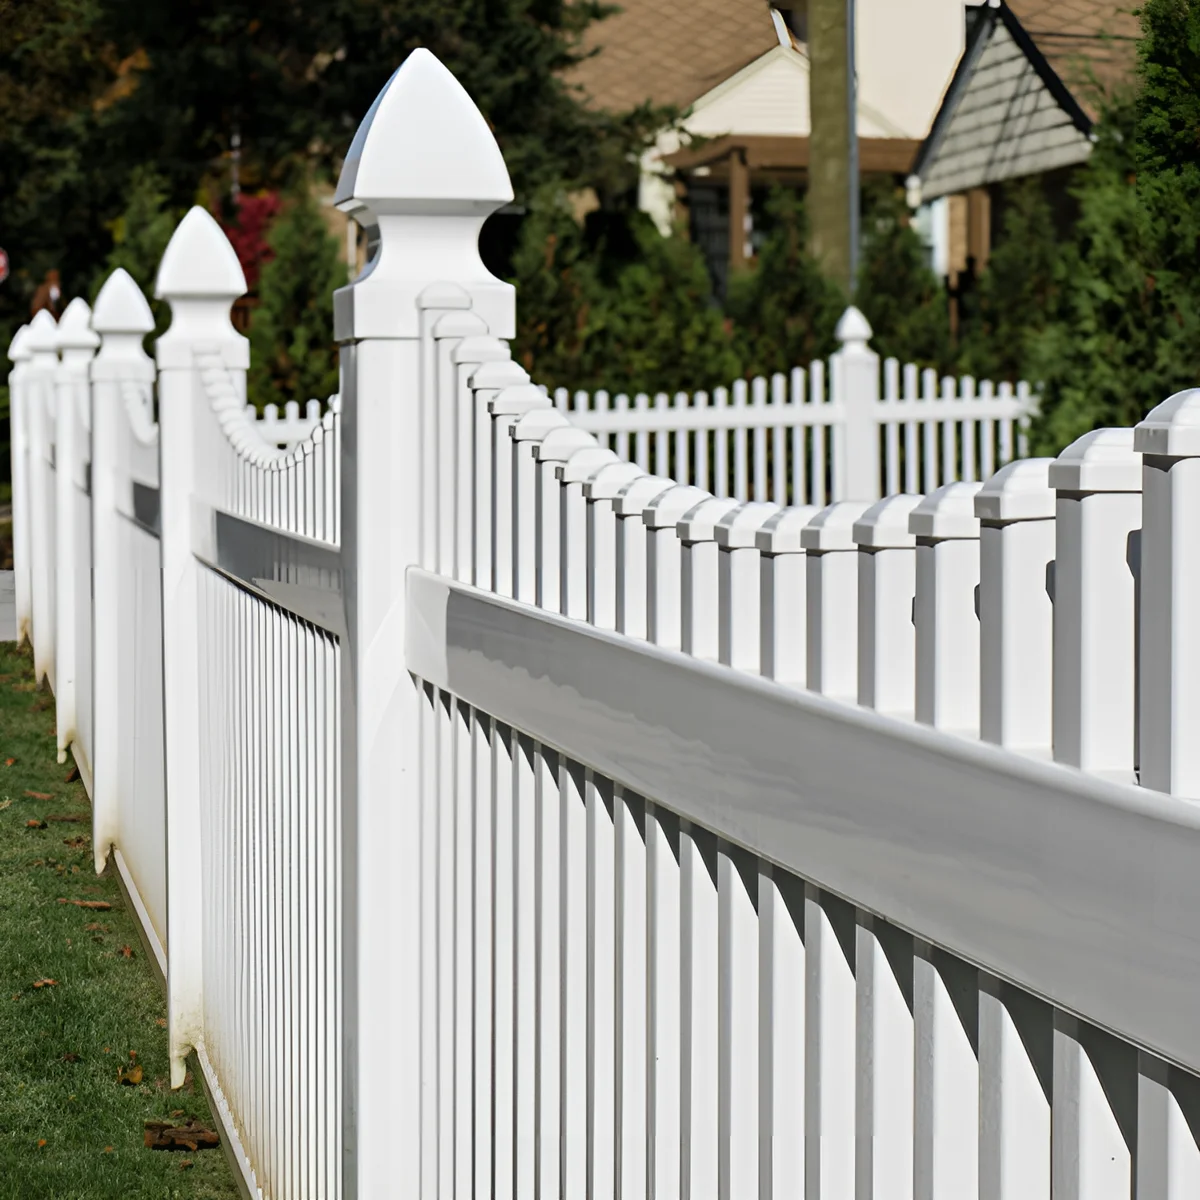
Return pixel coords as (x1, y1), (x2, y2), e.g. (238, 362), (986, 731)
(84, 922), (108, 932)
(4, 757), (14, 766)
(103, 1146), (114, 1154)
(25, 819), (46, 829)
(32, 979), (58, 988)
(36, 1138), (46, 1148)
(63, 836), (87, 849)
(170, 1109), (184, 1117)
(24, 790), (52, 800)
(0, 799), (10, 812)
(180, 1159), (194, 1169)
(46, 814), (86, 823)
(156, 1018), (167, 1028)
(143, 1119), (219, 1151)
(118, 1063), (143, 1086)
(57, 899), (111, 910)
(64, 766), (79, 783)
(120, 945), (133, 959)
(61, 1052), (80, 1062)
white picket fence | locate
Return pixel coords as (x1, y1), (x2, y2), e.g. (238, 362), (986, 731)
(8, 46), (1200, 1200)
(552, 330), (1034, 506)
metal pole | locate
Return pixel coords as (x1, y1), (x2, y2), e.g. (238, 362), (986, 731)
(847, 0), (860, 294)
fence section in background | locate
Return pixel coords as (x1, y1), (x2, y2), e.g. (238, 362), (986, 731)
(557, 312), (1034, 506)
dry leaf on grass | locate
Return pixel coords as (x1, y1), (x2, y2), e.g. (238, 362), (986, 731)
(143, 1119), (219, 1151)
(46, 814), (86, 823)
(0, 799), (11, 812)
(63, 836), (88, 849)
(180, 1159), (194, 1169)
(61, 1052), (80, 1063)
(36, 1139), (46, 1148)
(4, 757), (14, 766)
(24, 790), (53, 800)
(120, 945), (133, 959)
(117, 1063), (143, 1086)
(156, 1018), (167, 1028)
(58, 899), (111, 910)
(32, 979), (59, 988)
(103, 1146), (114, 1154)
(25, 819), (45, 829)
(64, 766), (79, 783)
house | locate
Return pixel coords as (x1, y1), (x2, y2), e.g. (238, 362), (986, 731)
(909, 0), (1138, 283)
(567, 0), (968, 292)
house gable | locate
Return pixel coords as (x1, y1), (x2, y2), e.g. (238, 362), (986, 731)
(914, 3), (1095, 201)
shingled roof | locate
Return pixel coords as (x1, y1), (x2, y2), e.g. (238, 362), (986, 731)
(1007, 0), (1139, 118)
(565, 0), (780, 114)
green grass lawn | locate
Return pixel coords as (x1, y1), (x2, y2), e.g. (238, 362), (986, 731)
(0, 639), (241, 1200)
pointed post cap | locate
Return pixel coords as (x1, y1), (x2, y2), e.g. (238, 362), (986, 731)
(335, 48), (513, 220)
(6, 324), (31, 363)
(853, 493), (922, 548)
(715, 501), (781, 548)
(56, 297), (101, 351)
(756, 504), (820, 553)
(1049, 427), (1141, 493)
(835, 306), (873, 348)
(154, 206), (246, 301)
(25, 309), (60, 358)
(974, 458), (1056, 523)
(1134, 389), (1200, 458)
(909, 481), (983, 540)
(92, 268), (155, 335)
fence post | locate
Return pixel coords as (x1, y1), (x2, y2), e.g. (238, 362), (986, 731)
(1048, 428), (1141, 780)
(25, 309), (59, 684)
(333, 48), (516, 1197)
(6, 325), (32, 646)
(910, 481), (982, 737)
(853, 493), (921, 718)
(643, 484), (710, 651)
(557, 446), (618, 620)
(53, 298), (99, 764)
(801, 500), (872, 702)
(976, 458), (1056, 755)
(614, 475), (676, 638)
(756, 506), (818, 686)
(715, 500), (778, 672)
(154, 206), (248, 1085)
(677, 496), (741, 660)
(585, 461), (646, 630)
(832, 306), (881, 503)
(89, 268), (156, 872)
(1134, 391), (1200, 797)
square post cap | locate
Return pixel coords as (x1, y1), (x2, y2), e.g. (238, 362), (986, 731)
(801, 500), (874, 552)
(908, 481), (982, 540)
(755, 504), (820, 553)
(852, 493), (922, 549)
(715, 501), (781, 549)
(974, 458), (1056, 524)
(1048, 427), (1142, 493)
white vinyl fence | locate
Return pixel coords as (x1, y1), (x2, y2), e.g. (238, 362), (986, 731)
(553, 323), (1034, 506)
(9, 46), (1200, 1200)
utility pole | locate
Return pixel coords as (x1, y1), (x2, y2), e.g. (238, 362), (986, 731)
(808, 0), (860, 294)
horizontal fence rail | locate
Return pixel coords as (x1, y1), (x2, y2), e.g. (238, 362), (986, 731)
(8, 44), (1200, 1200)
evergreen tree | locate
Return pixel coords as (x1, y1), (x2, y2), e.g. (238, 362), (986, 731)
(588, 214), (740, 394)
(725, 188), (844, 376)
(88, 166), (180, 336)
(956, 179), (1061, 384)
(247, 189), (343, 409)
(855, 182), (952, 371)
(1029, 0), (1200, 452)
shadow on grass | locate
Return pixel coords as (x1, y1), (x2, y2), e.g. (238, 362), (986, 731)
(0, 639), (241, 1199)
